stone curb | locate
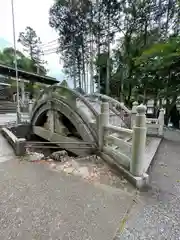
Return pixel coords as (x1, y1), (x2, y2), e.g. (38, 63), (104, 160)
(99, 152), (149, 189)
(100, 135), (163, 189)
(1, 127), (26, 156)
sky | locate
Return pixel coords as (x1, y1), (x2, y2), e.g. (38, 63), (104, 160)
(0, 0), (65, 80)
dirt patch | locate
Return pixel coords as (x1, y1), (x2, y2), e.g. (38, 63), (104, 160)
(24, 148), (135, 193)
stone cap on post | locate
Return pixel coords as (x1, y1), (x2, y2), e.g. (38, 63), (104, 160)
(159, 108), (165, 113)
(135, 104), (147, 127)
(159, 108), (165, 118)
(131, 101), (139, 114)
(137, 104), (147, 115)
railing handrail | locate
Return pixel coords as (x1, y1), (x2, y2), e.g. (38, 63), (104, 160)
(33, 85), (98, 119)
(104, 124), (133, 136)
(84, 93), (131, 114)
(146, 118), (158, 122)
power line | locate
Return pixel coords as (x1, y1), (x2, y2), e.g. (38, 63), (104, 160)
(42, 51), (58, 56)
(39, 39), (58, 47)
(41, 42), (59, 50)
(39, 40), (59, 54)
(40, 49), (59, 56)
(43, 47), (58, 51)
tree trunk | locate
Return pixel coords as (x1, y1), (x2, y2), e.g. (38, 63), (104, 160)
(127, 84), (132, 107)
(77, 55), (81, 88)
(81, 41), (86, 92)
(165, 0), (171, 38)
(165, 94), (177, 126)
(143, 88), (146, 104)
(153, 94), (158, 117)
(72, 36), (76, 89)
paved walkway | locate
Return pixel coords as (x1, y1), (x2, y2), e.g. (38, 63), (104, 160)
(0, 134), (134, 240)
(1, 129), (180, 239)
(115, 129), (180, 239)
(0, 113), (29, 126)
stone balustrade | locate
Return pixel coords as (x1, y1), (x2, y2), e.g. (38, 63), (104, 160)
(98, 101), (165, 179)
(131, 101), (165, 137)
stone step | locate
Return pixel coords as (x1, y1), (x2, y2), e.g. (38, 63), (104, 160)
(0, 101), (17, 113)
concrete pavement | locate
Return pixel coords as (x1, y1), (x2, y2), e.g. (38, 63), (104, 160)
(0, 133), (135, 240)
(0, 113), (29, 126)
(1, 128), (180, 239)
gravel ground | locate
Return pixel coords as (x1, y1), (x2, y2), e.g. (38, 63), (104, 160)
(115, 129), (180, 239)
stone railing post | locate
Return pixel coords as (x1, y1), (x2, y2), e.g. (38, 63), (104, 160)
(98, 101), (109, 151)
(20, 80), (25, 105)
(131, 101), (138, 128)
(158, 108), (165, 136)
(130, 104), (147, 177)
(29, 100), (33, 115)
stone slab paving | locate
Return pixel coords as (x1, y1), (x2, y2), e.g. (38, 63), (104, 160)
(0, 114), (17, 126)
(0, 113), (30, 126)
(115, 129), (180, 239)
(0, 133), (135, 240)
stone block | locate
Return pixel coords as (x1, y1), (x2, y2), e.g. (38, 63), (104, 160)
(100, 152), (149, 189)
(16, 138), (26, 156)
(2, 127), (26, 156)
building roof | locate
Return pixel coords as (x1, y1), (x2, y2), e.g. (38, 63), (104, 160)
(0, 64), (59, 85)
(0, 82), (10, 86)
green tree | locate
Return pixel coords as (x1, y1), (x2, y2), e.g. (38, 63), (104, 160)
(94, 52), (112, 94)
(49, 0), (180, 125)
(18, 26), (47, 99)
(135, 36), (180, 122)
(18, 26), (46, 75)
(49, 0), (92, 90)
(0, 47), (47, 98)
(0, 47), (38, 72)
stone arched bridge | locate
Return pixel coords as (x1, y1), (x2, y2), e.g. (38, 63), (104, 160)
(29, 84), (164, 188)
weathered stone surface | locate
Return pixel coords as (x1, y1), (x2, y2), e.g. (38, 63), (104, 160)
(50, 150), (68, 162)
(33, 126), (93, 156)
(1, 127), (26, 156)
(26, 151), (44, 162)
(31, 99), (96, 144)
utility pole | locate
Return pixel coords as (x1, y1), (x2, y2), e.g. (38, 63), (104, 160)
(106, 2), (110, 96)
(96, 0), (101, 95)
(90, 2), (94, 94)
(11, 0), (20, 124)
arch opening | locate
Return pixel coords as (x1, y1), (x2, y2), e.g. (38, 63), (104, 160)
(34, 109), (82, 140)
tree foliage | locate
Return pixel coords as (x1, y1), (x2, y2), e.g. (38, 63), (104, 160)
(0, 47), (37, 72)
(18, 26), (46, 75)
(0, 47), (46, 97)
(49, 0), (180, 120)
